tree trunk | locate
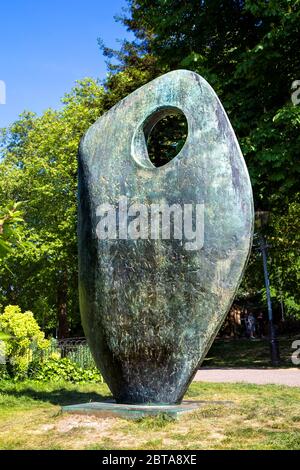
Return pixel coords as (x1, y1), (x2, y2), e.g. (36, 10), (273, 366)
(57, 271), (69, 339)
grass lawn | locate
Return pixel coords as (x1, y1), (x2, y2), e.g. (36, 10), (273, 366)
(203, 334), (300, 368)
(0, 380), (300, 450)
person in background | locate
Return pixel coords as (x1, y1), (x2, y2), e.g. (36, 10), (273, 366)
(246, 312), (256, 339)
(257, 311), (264, 338)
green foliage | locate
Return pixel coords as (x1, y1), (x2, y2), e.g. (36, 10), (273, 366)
(0, 305), (49, 378)
(0, 202), (24, 259)
(110, 0), (300, 318)
(31, 357), (103, 384)
(268, 196), (300, 317)
(0, 0), (299, 331)
(117, 0), (300, 209)
(146, 112), (188, 167)
(0, 366), (10, 380)
(0, 79), (105, 335)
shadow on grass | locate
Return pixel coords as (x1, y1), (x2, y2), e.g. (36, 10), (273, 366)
(2, 387), (112, 406)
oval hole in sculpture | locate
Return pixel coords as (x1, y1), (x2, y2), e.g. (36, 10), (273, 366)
(144, 107), (188, 168)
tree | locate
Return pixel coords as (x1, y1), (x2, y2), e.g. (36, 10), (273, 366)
(1, 0), (299, 330)
(268, 195), (300, 318)
(103, 0), (300, 317)
(0, 79), (105, 336)
(0, 201), (24, 259)
(114, 0), (300, 209)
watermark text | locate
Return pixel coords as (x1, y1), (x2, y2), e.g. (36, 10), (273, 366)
(96, 196), (204, 251)
(291, 340), (300, 365)
(291, 80), (300, 106)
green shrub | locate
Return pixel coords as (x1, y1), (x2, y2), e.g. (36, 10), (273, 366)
(31, 357), (103, 383)
(0, 305), (49, 378)
(0, 365), (10, 380)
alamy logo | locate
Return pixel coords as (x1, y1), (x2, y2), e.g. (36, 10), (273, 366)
(0, 80), (6, 105)
(291, 340), (300, 366)
(291, 80), (300, 106)
(96, 196), (204, 251)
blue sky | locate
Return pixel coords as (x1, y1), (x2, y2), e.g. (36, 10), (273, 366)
(0, 0), (132, 128)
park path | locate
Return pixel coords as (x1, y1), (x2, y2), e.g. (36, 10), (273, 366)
(194, 368), (300, 387)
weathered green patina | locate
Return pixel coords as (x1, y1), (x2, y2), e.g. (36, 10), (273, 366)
(78, 70), (254, 404)
(62, 400), (209, 420)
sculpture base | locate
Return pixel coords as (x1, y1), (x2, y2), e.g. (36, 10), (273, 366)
(62, 400), (205, 420)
